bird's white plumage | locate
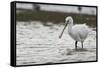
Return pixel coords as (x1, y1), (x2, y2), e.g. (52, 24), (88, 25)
(59, 16), (91, 49)
(65, 16), (90, 42)
(59, 16), (91, 48)
(68, 24), (90, 42)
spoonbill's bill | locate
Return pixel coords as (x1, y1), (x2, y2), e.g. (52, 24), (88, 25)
(59, 16), (90, 50)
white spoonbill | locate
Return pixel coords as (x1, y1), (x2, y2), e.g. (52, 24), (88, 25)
(59, 16), (90, 50)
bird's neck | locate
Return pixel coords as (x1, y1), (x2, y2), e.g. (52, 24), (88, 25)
(68, 23), (73, 33)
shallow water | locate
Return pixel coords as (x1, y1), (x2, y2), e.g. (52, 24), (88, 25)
(16, 21), (96, 65)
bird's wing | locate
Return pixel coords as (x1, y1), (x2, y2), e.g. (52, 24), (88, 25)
(72, 24), (90, 40)
(78, 25), (89, 40)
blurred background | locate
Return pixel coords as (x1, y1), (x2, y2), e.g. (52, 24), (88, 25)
(16, 3), (97, 27)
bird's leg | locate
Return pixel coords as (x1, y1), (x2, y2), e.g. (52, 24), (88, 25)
(75, 41), (77, 50)
(81, 41), (83, 48)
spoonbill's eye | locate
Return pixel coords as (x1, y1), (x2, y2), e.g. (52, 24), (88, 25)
(67, 20), (70, 23)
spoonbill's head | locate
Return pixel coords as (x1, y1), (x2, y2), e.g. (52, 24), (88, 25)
(65, 16), (73, 25)
(59, 16), (73, 38)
